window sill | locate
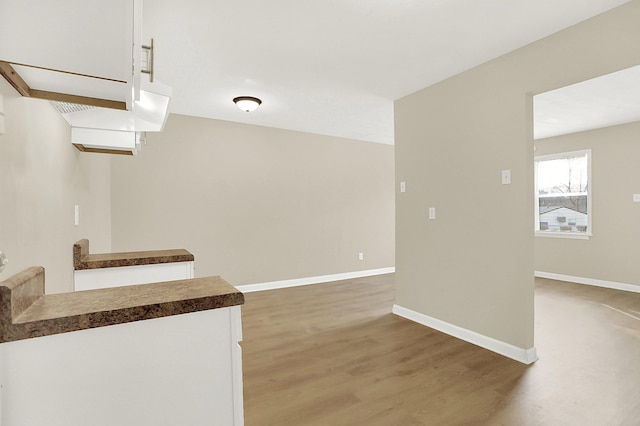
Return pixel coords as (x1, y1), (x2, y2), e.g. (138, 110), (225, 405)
(535, 231), (591, 240)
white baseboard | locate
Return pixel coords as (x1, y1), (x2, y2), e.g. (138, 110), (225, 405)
(535, 271), (640, 294)
(236, 267), (395, 293)
(392, 304), (538, 365)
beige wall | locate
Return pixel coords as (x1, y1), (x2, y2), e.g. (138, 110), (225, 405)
(0, 79), (111, 294)
(111, 114), (394, 286)
(394, 1), (640, 349)
(535, 121), (640, 287)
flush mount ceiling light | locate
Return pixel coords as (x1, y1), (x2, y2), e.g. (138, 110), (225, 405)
(233, 96), (262, 112)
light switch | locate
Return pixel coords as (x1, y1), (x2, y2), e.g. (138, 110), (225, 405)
(428, 207), (436, 219)
(400, 181), (406, 193)
(633, 194), (640, 203)
(502, 169), (511, 185)
(74, 205), (80, 226)
(0, 251), (8, 273)
(0, 94), (5, 136)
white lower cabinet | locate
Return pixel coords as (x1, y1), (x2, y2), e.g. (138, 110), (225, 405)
(0, 306), (244, 426)
(74, 261), (194, 291)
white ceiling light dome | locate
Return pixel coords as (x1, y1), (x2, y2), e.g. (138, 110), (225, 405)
(233, 96), (262, 112)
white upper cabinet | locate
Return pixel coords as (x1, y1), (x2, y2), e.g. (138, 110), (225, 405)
(0, 0), (139, 109)
(0, 0), (133, 83)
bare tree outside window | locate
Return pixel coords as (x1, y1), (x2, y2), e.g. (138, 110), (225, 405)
(535, 151), (591, 235)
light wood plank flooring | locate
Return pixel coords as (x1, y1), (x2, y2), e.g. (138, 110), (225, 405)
(240, 274), (640, 425)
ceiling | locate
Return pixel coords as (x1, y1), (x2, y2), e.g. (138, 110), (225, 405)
(141, 0), (631, 145)
(534, 65), (640, 140)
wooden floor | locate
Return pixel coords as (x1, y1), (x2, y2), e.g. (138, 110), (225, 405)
(240, 274), (640, 425)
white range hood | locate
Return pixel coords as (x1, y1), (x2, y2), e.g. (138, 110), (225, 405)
(72, 128), (142, 155)
(58, 79), (171, 155)
(62, 79), (171, 133)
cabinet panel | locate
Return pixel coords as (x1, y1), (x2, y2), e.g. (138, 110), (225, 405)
(13, 65), (128, 102)
(1, 307), (244, 425)
(74, 261), (195, 291)
(0, 0), (133, 81)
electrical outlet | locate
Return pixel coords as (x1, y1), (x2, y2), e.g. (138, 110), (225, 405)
(358, 252), (364, 261)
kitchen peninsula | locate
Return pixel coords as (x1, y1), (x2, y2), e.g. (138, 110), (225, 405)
(0, 265), (245, 425)
(73, 239), (195, 290)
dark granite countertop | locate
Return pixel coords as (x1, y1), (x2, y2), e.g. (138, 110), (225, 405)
(0, 267), (244, 344)
(73, 239), (194, 270)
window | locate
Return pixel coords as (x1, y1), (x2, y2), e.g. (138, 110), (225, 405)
(535, 150), (591, 238)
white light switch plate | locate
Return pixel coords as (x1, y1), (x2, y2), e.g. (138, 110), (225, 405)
(633, 194), (640, 202)
(428, 207), (436, 219)
(1, 94), (6, 135)
(400, 181), (406, 193)
(502, 169), (511, 185)
(74, 205), (80, 226)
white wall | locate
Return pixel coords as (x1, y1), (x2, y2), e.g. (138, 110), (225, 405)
(111, 114), (395, 286)
(394, 1), (640, 351)
(0, 78), (111, 294)
(535, 121), (640, 287)
(1, 77), (393, 292)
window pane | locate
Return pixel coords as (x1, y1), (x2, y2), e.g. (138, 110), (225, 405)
(537, 154), (587, 196)
(539, 195), (587, 232)
(535, 151), (589, 235)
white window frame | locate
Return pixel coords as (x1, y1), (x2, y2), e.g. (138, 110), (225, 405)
(534, 149), (592, 240)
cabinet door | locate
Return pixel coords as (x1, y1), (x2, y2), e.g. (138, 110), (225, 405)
(0, 0), (135, 108)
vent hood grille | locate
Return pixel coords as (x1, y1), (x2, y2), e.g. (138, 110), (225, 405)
(51, 102), (97, 115)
